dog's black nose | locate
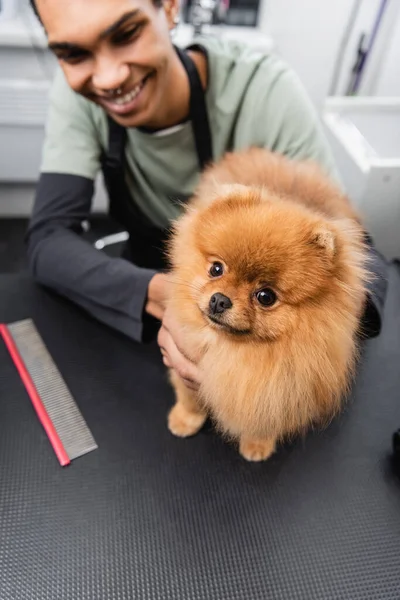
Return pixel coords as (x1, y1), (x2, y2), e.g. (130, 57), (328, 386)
(209, 293), (232, 315)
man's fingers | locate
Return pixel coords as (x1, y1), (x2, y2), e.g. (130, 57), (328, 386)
(146, 300), (164, 321)
(162, 355), (172, 368)
(157, 326), (168, 355)
(157, 310), (202, 391)
(181, 377), (199, 391)
(158, 326), (199, 385)
(161, 311), (201, 363)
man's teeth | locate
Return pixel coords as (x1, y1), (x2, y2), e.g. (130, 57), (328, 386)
(113, 81), (144, 105)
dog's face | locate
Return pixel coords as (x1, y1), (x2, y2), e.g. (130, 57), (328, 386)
(171, 188), (340, 341)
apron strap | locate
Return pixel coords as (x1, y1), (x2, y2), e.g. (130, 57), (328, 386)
(174, 46), (213, 170)
(102, 117), (161, 233)
(102, 116), (127, 172)
(100, 46), (213, 269)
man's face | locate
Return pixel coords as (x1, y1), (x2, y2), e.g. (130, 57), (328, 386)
(37, 0), (180, 128)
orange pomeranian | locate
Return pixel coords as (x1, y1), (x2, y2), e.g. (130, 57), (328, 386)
(166, 148), (369, 461)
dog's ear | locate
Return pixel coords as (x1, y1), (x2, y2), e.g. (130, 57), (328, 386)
(310, 224), (336, 259)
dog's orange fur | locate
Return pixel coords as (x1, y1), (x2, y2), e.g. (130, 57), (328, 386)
(166, 148), (369, 461)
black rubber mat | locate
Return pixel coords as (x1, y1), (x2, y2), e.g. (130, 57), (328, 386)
(0, 215), (124, 274)
(0, 219), (28, 273)
(1, 268), (400, 600)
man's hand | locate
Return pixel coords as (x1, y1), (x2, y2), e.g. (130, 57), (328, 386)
(145, 273), (170, 321)
(157, 308), (202, 391)
(148, 276), (202, 391)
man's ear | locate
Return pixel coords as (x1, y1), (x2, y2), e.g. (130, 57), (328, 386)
(162, 0), (180, 30)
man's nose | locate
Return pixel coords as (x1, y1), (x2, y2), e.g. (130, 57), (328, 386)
(92, 56), (130, 92)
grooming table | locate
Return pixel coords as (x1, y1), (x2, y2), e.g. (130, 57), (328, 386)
(1, 268), (400, 599)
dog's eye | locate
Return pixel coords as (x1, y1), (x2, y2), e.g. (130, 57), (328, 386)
(209, 262), (224, 278)
(256, 288), (277, 307)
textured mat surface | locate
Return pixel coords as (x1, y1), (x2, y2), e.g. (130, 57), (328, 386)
(0, 215), (124, 274)
(1, 268), (400, 600)
(0, 219), (28, 273)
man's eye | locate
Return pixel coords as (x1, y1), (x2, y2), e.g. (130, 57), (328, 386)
(57, 51), (89, 65)
(113, 26), (140, 45)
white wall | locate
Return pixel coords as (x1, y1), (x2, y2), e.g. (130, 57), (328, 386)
(258, 0), (352, 108)
(258, 0), (400, 109)
(373, 11), (400, 96)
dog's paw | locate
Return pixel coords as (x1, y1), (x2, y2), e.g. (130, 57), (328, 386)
(168, 404), (207, 438)
(239, 438), (276, 462)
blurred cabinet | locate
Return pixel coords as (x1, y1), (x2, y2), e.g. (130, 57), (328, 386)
(323, 97), (400, 260)
(0, 14), (53, 186)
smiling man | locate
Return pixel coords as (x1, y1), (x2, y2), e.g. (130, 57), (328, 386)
(43, 0), (201, 129)
(27, 0), (387, 389)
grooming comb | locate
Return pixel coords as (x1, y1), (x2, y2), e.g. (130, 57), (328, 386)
(0, 319), (97, 466)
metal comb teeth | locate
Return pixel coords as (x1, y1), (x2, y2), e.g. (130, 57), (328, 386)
(4, 319), (97, 464)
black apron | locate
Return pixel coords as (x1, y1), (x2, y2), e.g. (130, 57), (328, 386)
(100, 46), (213, 271)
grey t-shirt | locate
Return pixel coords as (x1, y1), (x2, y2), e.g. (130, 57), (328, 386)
(41, 36), (339, 228)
